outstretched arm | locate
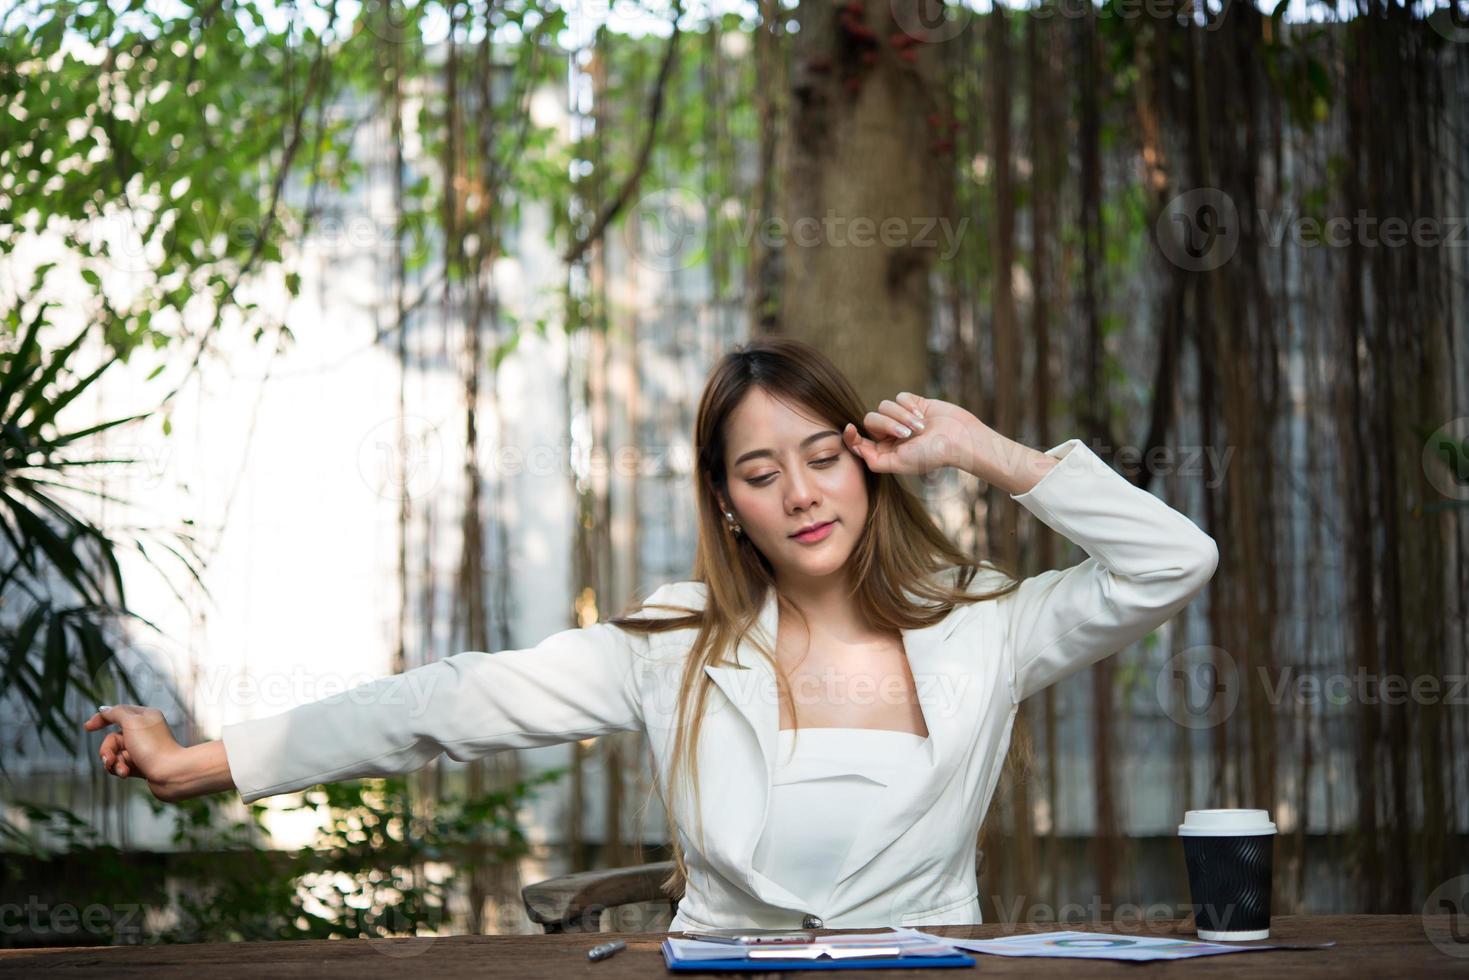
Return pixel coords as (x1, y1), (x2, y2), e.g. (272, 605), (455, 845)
(219, 619), (648, 803)
(87, 608), (659, 804)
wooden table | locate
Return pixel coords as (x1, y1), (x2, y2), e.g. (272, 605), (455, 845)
(1, 915), (1459, 977)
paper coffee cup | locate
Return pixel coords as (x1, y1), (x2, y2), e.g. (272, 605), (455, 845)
(1178, 809), (1276, 941)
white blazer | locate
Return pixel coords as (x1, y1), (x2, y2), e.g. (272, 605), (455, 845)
(220, 437), (1218, 933)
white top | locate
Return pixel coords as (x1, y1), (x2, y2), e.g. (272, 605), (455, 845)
(751, 726), (932, 910)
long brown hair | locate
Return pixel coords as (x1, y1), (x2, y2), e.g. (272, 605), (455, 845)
(607, 337), (1023, 901)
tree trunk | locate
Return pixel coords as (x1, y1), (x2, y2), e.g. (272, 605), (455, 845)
(777, 0), (951, 405)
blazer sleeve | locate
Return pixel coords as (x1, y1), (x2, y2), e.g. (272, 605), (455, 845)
(218, 599), (662, 804)
(996, 438), (1219, 703)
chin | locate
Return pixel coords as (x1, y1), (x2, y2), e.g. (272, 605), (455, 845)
(791, 555), (849, 576)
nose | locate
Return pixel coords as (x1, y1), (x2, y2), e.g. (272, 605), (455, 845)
(784, 467), (820, 515)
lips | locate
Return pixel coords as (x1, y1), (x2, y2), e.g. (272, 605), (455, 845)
(789, 520), (835, 539)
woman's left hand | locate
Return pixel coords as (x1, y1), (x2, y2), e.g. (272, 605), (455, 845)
(844, 392), (979, 477)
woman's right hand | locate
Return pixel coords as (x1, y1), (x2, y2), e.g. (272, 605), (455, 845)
(84, 704), (190, 802)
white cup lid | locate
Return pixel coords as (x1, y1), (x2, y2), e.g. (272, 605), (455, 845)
(1178, 808), (1277, 837)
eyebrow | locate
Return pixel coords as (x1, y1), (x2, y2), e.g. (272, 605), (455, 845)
(733, 429), (842, 467)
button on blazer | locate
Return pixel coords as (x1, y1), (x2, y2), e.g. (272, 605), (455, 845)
(220, 437), (1219, 931)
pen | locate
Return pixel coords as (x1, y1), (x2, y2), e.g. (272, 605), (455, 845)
(588, 939), (627, 961)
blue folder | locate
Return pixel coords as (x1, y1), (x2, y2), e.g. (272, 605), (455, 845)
(661, 935), (976, 972)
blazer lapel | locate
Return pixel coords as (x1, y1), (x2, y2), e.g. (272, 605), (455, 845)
(699, 579), (971, 909)
(702, 584), (807, 911)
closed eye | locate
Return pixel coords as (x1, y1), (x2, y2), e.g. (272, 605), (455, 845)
(749, 455), (841, 487)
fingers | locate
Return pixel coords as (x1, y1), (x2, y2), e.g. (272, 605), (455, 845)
(844, 423), (895, 472)
(92, 706), (160, 780)
(101, 745), (136, 779)
(885, 394), (927, 432)
(887, 390), (922, 417)
(865, 408), (916, 440)
(860, 393), (927, 442)
(83, 704), (117, 732)
(100, 731), (123, 775)
(85, 704), (160, 732)
(843, 424), (876, 468)
(843, 422), (875, 456)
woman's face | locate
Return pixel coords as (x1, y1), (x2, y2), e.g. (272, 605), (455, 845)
(719, 388), (869, 585)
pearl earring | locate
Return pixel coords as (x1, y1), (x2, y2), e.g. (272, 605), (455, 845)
(723, 509), (743, 536)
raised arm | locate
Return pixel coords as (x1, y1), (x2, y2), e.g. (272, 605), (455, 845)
(987, 437), (1219, 702)
(843, 393), (1217, 705)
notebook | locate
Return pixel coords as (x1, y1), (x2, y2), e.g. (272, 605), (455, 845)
(662, 929), (976, 972)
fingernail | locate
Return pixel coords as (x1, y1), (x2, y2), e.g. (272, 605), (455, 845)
(98, 705), (111, 712)
(911, 419), (925, 431)
(896, 425), (912, 438)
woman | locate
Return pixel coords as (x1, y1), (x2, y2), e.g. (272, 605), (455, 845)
(85, 337), (1218, 932)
